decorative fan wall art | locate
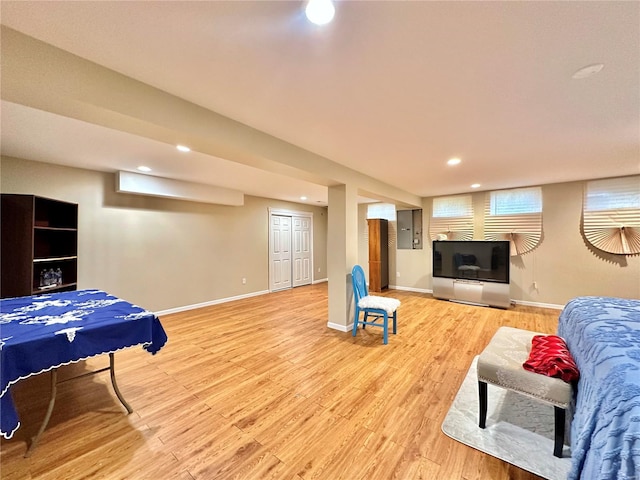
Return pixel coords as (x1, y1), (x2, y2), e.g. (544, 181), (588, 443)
(485, 231), (541, 256)
(582, 215), (640, 255)
(484, 213), (542, 256)
(583, 176), (640, 255)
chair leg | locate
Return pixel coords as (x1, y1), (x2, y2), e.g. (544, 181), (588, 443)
(383, 313), (388, 344)
(554, 406), (565, 458)
(352, 307), (359, 337)
(478, 381), (488, 428)
(392, 312), (397, 334)
(362, 311), (368, 329)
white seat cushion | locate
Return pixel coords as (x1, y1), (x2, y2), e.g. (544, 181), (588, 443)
(358, 295), (401, 314)
(477, 326), (573, 408)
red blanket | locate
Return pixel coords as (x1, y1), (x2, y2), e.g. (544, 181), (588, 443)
(523, 335), (580, 383)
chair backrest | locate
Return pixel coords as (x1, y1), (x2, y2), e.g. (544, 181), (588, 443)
(352, 265), (369, 303)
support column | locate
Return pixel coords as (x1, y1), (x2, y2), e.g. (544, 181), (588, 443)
(327, 184), (359, 331)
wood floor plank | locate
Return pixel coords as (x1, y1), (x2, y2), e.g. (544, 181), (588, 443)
(0, 284), (558, 479)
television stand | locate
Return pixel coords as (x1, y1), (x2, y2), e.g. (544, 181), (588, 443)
(432, 277), (511, 309)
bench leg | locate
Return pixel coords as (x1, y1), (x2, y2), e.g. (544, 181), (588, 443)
(554, 406), (565, 458)
(478, 381), (488, 429)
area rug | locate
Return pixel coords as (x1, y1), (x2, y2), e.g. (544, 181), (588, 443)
(441, 357), (572, 480)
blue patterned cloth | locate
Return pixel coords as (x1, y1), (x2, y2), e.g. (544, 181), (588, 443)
(557, 296), (640, 480)
(0, 289), (167, 439)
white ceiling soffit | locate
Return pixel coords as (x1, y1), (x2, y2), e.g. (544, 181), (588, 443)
(0, 101), (330, 206)
(0, 1), (638, 199)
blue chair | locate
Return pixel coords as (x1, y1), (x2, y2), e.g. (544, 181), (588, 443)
(351, 265), (400, 344)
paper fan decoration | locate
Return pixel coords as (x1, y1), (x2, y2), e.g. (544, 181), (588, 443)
(583, 224), (640, 255)
(583, 176), (640, 255)
(485, 231), (541, 256)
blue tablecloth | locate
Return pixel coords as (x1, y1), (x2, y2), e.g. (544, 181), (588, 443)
(0, 289), (167, 439)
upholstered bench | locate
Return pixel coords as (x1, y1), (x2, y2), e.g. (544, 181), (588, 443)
(477, 326), (573, 458)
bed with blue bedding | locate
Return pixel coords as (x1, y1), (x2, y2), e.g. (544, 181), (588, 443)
(557, 296), (640, 480)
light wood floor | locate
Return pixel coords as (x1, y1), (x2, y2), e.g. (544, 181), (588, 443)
(1, 284), (560, 480)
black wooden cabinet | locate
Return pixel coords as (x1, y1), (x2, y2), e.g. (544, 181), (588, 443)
(1, 194), (78, 298)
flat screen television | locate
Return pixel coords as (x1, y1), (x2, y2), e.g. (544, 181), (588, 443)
(433, 240), (510, 284)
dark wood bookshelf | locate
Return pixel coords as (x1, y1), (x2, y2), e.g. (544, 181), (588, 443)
(1, 194), (78, 298)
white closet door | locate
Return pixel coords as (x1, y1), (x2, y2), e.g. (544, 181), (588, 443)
(292, 216), (312, 287)
(269, 215), (292, 291)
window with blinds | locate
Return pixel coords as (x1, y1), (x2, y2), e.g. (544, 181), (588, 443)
(367, 203), (396, 221)
(484, 186), (542, 256)
(429, 195), (473, 241)
(582, 175), (640, 255)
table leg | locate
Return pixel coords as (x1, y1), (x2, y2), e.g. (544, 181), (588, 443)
(109, 353), (133, 414)
(24, 369), (58, 458)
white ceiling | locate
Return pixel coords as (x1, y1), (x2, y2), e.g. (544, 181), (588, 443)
(1, 1), (639, 205)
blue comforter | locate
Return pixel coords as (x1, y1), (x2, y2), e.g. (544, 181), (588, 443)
(557, 296), (640, 480)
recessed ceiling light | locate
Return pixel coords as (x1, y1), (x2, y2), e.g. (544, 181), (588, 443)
(176, 145), (191, 152)
(300, 196), (308, 201)
(137, 166), (152, 172)
(572, 63), (604, 79)
(471, 183), (481, 189)
(305, 0), (335, 25)
(447, 158), (461, 166)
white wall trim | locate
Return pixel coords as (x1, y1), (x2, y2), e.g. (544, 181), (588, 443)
(312, 277), (328, 284)
(327, 321), (354, 332)
(268, 207), (314, 218)
(154, 286), (562, 321)
(390, 286), (563, 310)
(155, 289), (270, 316)
(389, 285), (432, 294)
(512, 299), (564, 310)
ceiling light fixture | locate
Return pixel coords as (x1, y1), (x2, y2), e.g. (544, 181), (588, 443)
(137, 166), (152, 172)
(300, 196), (308, 201)
(572, 63), (604, 79)
(471, 183), (481, 189)
(447, 158), (461, 166)
(305, 0), (335, 25)
(176, 144), (191, 152)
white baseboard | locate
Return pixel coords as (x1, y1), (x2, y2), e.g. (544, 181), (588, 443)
(389, 285), (432, 294)
(313, 277), (328, 284)
(391, 285), (562, 310)
(156, 289), (270, 316)
(511, 299), (564, 310)
(155, 285), (563, 321)
(327, 321), (354, 332)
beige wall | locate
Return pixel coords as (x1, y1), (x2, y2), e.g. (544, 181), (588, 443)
(389, 181), (640, 306)
(4, 155), (637, 312)
(1, 156), (328, 312)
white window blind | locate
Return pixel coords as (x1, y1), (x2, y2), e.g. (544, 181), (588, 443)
(585, 176), (640, 211)
(485, 187), (542, 256)
(489, 187), (542, 215)
(367, 203), (396, 221)
(429, 195), (473, 241)
(583, 175), (640, 255)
